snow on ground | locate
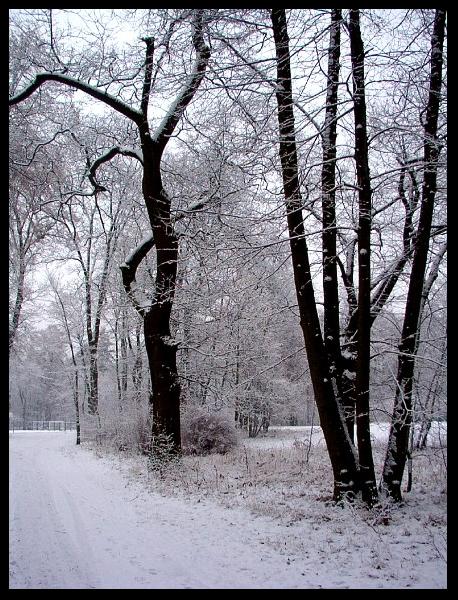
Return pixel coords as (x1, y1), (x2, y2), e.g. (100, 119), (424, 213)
(9, 430), (446, 589)
(248, 422), (447, 449)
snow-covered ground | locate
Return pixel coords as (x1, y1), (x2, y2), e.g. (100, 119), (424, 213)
(9, 430), (446, 589)
(248, 422), (447, 450)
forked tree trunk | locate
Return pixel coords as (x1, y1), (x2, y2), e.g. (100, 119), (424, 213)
(381, 8), (446, 502)
(271, 8), (359, 502)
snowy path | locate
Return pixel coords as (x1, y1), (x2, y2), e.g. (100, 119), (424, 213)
(9, 431), (446, 589)
(9, 431), (320, 589)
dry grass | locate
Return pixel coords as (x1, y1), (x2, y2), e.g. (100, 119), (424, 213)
(124, 428), (447, 528)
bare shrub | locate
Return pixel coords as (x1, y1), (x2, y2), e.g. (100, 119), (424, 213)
(89, 411), (151, 455)
(147, 432), (180, 476)
(182, 409), (238, 456)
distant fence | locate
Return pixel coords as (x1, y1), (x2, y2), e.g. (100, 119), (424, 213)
(9, 419), (77, 432)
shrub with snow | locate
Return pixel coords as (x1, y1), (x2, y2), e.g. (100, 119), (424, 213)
(90, 412), (151, 455)
(182, 410), (238, 456)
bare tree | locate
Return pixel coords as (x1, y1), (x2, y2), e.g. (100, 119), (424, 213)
(271, 8), (359, 502)
(381, 8), (447, 501)
(49, 278), (82, 444)
(9, 9), (211, 454)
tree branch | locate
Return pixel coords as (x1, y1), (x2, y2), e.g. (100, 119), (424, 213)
(152, 9), (210, 156)
(140, 37), (155, 117)
(88, 146), (144, 191)
(217, 36), (323, 138)
(120, 192), (217, 315)
(120, 235), (156, 317)
(9, 73), (143, 125)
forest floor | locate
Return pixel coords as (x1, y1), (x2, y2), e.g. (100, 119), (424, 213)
(9, 427), (447, 589)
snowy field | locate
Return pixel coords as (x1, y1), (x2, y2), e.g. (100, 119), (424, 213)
(247, 422), (447, 449)
(9, 428), (446, 589)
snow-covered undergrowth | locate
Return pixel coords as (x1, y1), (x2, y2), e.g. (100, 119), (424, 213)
(88, 424), (447, 588)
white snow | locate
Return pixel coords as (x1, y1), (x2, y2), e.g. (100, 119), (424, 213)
(9, 430), (446, 589)
(343, 369), (357, 380)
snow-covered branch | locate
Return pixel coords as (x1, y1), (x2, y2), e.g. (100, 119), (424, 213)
(120, 235), (156, 317)
(9, 73), (143, 125)
(88, 146), (144, 191)
(140, 36), (155, 117)
(152, 9), (211, 155)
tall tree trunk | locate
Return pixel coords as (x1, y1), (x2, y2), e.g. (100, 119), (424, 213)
(381, 8), (446, 502)
(87, 341), (99, 415)
(142, 178), (182, 453)
(348, 8), (378, 506)
(120, 310), (129, 402)
(74, 369), (81, 445)
(321, 8), (359, 447)
(322, 9), (344, 412)
(9, 247), (26, 352)
(271, 8), (359, 502)
(53, 285), (82, 445)
(132, 321), (144, 403)
(114, 319), (123, 411)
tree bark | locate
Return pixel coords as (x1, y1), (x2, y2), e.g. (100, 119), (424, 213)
(321, 9), (344, 411)
(381, 8), (446, 502)
(271, 8), (359, 502)
(9, 250), (26, 352)
(348, 8), (378, 506)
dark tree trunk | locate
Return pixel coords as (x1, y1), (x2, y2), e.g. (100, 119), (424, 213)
(120, 312), (129, 402)
(320, 8), (360, 447)
(142, 177), (182, 452)
(381, 8), (446, 502)
(75, 370), (81, 445)
(9, 248), (26, 352)
(322, 9), (344, 410)
(114, 319), (123, 411)
(132, 322), (144, 402)
(271, 8), (359, 502)
(338, 241), (359, 442)
(144, 311), (181, 452)
(88, 342), (99, 415)
(348, 9), (378, 506)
